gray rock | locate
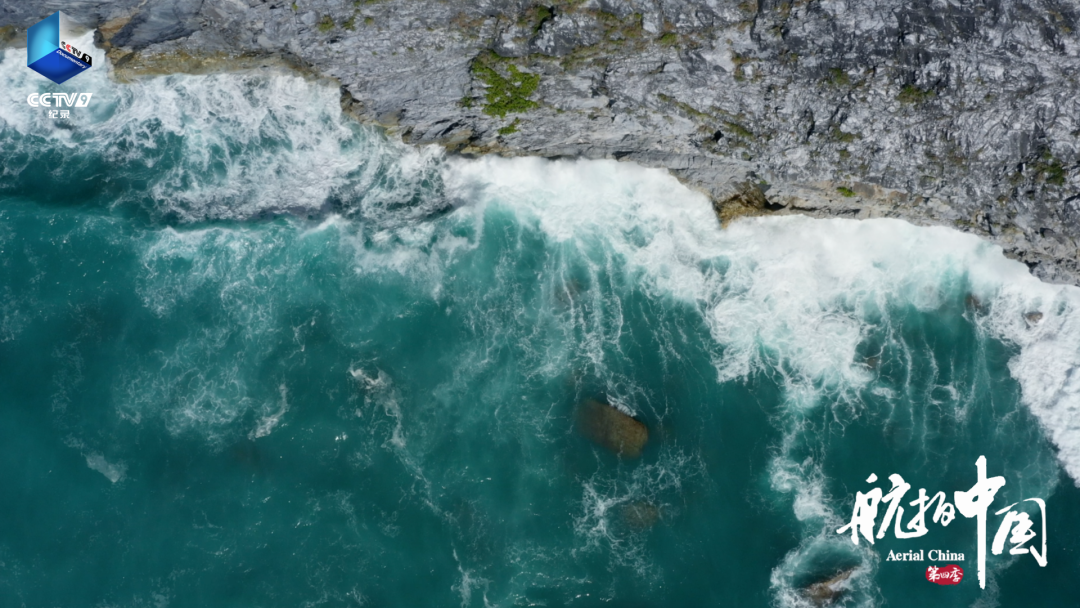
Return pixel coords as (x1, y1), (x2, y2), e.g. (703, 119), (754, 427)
(2, 0), (1078, 285)
(109, 0), (199, 49)
(712, 180), (776, 226)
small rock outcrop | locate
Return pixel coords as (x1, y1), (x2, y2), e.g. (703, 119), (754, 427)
(802, 568), (855, 607)
(712, 181), (779, 227)
(576, 399), (648, 458)
(621, 501), (661, 529)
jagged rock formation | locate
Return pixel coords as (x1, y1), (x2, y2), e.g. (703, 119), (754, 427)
(2, 0), (1078, 284)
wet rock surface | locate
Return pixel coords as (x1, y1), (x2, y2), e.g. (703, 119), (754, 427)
(712, 180), (779, 226)
(576, 398), (649, 458)
(802, 567), (855, 607)
(621, 500), (661, 529)
(4, 0), (1078, 285)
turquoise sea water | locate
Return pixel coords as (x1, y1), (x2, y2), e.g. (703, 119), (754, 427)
(2, 40), (1080, 608)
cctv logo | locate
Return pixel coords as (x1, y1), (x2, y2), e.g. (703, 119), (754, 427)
(27, 93), (93, 107)
(27, 11), (93, 84)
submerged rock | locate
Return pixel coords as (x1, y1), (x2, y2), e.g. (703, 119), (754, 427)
(965, 293), (985, 313)
(621, 501), (661, 529)
(1026, 311), (1044, 324)
(802, 568), (855, 607)
(553, 277), (586, 307)
(576, 399), (648, 458)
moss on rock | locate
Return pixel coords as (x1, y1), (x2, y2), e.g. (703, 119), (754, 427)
(471, 55), (541, 118)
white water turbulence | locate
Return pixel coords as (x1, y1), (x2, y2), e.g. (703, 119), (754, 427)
(2, 34), (1079, 608)
(440, 155), (1080, 605)
(443, 154), (1080, 479)
(0, 32), (444, 224)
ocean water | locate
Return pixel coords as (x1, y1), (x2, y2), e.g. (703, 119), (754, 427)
(1, 36), (1079, 608)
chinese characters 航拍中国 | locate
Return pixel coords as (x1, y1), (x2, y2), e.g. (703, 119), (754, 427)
(837, 456), (1047, 589)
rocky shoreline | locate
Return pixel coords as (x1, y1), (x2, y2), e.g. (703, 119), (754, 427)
(2, 0), (1077, 285)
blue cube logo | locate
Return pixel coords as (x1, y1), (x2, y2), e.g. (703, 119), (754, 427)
(27, 12), (93, 84)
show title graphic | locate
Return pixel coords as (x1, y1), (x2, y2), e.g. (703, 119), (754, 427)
(27, 11), (92, 85)
(837, 456), (1047, 589)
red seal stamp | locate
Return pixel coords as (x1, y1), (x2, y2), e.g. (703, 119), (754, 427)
(926, 565), (963, 585)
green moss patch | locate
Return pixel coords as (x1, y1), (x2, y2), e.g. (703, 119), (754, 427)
(824, 68), (849, 87)
(535, 6), (554, 33)
(1034, 151), (1068, 186)
(724, 120), (754, 140)
(472, 57), (541, 118)
(897, 84), (935, 104)
(831, 126), (860, 143)
(498, 118), (521, 136)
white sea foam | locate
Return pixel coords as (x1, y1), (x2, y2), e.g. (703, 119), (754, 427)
(250, 384), (290, 439)
(85, 452), (126, 483)
(0, 32), (108, 142)
(441, 154), (1080, 486)
(770, 539), (876, 608)
(350, 367), (406, 449)
(452, 549), (491, 608)
(572, 451), (704, 578)
(769, 453), (835, 524)
(441, 154), (1080, 606)
(0, 33), (443, 223)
